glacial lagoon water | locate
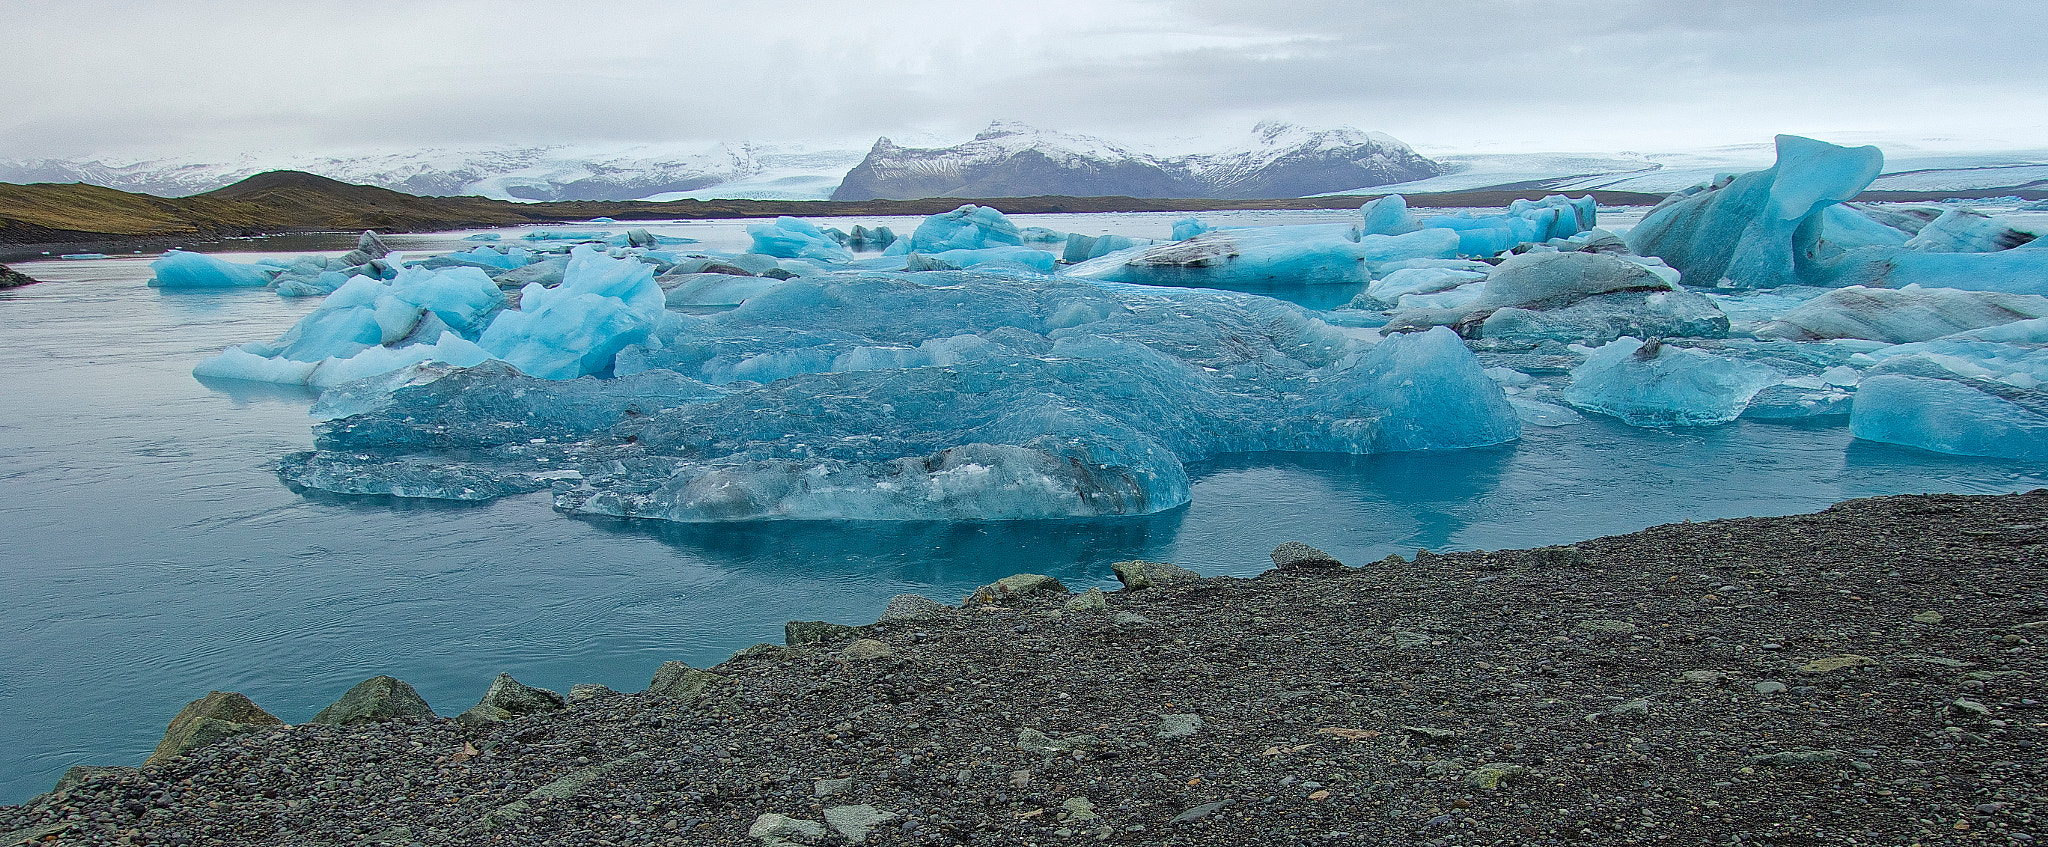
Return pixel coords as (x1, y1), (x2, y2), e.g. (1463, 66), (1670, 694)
(4, 210), (2046, 803)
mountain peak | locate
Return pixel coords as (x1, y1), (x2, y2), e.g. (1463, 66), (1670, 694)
(974, 120), (1043, 141)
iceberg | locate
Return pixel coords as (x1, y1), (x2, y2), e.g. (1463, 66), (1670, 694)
(1416, 195), (1598, 258)
(1358, 194), (1423, 236)
(1849, 374), (2048, 461)
(1564, 337), (1781, 426)
(148, 250), (276, 288)
(194, 264), (506, 388)
(747, 216), (855, 262)
(1754, 286), (2048, 343)
(285, 275), (1521, 520)
(1385, 250), (1726, 346)
(903, 204), (1025, 253)
(1627, 134), (2048, 293)
(1900, 208), (2037, 253)
(477, 246), (665, 379)
(1061, 227), (1458, 290)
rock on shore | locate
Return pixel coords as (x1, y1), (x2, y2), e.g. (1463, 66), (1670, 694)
(0, 263), (39, 289)
(2, 491), (2044, 845)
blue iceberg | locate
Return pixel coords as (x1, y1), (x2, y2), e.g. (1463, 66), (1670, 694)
(1564, 337), (1782, 426)
(1850, 375), (2048, 461)
(284, 275), (1521, 520)
(747, 216), (855, 262)
(149, 250), (276, 289)
(1627, 135), (2048, 293)
(477, 246), (666, 379)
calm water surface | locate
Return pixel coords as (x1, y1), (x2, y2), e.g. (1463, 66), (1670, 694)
(1, 211), (2042, 802)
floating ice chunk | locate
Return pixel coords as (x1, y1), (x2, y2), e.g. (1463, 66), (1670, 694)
(523, 230), (611, 241)
(1019, 226), (1066, 244)
(661, 273), (787, 308)
(1628, 135), (1882, 288)
(1849, 374), (2048, 460)
(1753, 286), (2048, 343)
(195, 263), (510, 386)
(1354, 266), (1488, 308)
(913, 246), (1056, 274)
(478, 246), (664, 379)
(307, 332), (492, 389)
(1477, 290), (1729, 347)
(1171, 218), (1210, 240)
(1630, 135), (2048, 293)
(907, 205), (1024, 253)
(1413, 195), (1597, 257)
(1393, 282), (1486, 311)
(148, 250), (276, 288)
(1359, 194), (1423, 236)
(1385, 250), (1723, 345)
(290, 276), (1520, 519)
(1740, 382), (1854, 420)
(1510, 397), (1585, 427)
(1902, 208), (2038, 253)
(1346, 327), (1521, 452)
(747, 216), (855, 262)
(1062, 233), (1146, 264)
(193, 346), (321, 384)
(1063, 226), (1457, 291)
(1564, 337), (1781, 426)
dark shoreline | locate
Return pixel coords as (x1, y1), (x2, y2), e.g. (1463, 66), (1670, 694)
(4, 490), (2043, 845)
(8, 167), (2040, 264)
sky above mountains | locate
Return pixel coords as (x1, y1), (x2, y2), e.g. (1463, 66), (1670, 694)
(3, 0), (2043, 161)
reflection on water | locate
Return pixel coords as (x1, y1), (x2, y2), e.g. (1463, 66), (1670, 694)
(0, 217), (2043, 804)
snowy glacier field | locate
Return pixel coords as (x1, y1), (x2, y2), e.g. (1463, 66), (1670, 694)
(4, 208), (2048, 803)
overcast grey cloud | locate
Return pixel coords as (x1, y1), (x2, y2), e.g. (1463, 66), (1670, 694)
(1, 0), (2041, 159)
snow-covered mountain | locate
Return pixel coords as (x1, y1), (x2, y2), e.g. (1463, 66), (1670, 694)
(0, 144), (867, 202)
(830, 121), (1446, 201)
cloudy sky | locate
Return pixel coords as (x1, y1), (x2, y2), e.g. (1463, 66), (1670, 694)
(3, 0), (2043, 160)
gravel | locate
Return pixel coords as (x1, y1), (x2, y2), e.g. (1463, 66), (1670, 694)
(3, 490), (2043, 846)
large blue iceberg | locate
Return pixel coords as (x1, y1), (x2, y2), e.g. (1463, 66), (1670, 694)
(282, 275), (1521, 520)
(1627, 135), (2047, 293)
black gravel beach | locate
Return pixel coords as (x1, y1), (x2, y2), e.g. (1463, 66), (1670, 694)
(5, 490), (2044, 846)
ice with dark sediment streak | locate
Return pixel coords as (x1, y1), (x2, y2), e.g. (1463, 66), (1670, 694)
(1753, 286), (2048, 343)
(1626, 134), (2048, 293)
(1061, 226), (1459, 290)
(284, 274), (1521, 520)
(1384, 250), (1726, 346)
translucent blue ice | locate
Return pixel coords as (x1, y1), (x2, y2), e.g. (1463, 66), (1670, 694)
(193, 264), (505, 388)
(291, 275), (1520, 520)
(1171, 217), (1210, 240)
(1359, 194), (1423, 236)
(747, 216), (855, 262)
(912, 246), (1057, 274)
(1061, 226), (1458, 291)
(148, 250), (276, 288)
(1414, 195), (1597, 257)
(1849, 375), (2048, 461)
(905, 205), (1025, 253)
(1628, 135), (2048, 293)
(1564, 337), (1781, 426)
(477, 246), (665, 379)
